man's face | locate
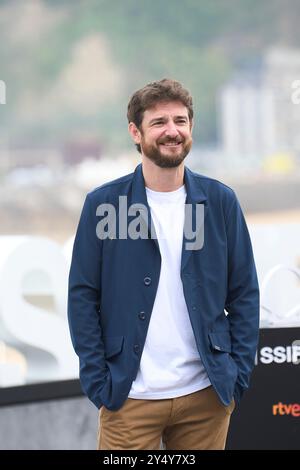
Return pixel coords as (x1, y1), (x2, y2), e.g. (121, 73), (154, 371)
(132, 101), (193, 168)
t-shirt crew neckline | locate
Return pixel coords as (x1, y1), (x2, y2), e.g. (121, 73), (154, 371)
(145, 185), (185, 194)
(145, 185), (186, 202)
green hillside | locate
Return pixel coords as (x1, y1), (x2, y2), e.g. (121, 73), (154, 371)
(0, 0), (299, 150)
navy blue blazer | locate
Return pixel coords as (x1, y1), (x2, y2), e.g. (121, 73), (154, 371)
(68, 163), (259, 411)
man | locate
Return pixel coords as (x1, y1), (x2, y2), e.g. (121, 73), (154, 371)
(68, 79), (260, 450)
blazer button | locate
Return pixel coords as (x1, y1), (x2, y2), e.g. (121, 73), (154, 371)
(133, 344), (140, 354)
(144, 277), (152, 286)
(138, 311), (146, 320)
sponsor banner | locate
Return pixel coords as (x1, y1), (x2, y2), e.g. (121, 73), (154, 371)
(226, 327), (300, 450)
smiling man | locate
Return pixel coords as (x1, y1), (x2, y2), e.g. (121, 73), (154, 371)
(130, 100), (192, 169)
(68, 79), (260, 450)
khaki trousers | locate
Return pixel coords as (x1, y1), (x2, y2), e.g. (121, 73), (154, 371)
(97, 386), (235, 450)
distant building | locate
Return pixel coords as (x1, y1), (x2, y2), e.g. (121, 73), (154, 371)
(0, 137), (103, 173)
(62, 138), (102, 165)
(0, 147), (62, 172)
(219, 48), (300, 168)
(264, 48), (300, 155)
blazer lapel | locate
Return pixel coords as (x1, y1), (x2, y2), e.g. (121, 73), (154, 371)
(130, 163), (160, 251)
(181, 166), (208, 273)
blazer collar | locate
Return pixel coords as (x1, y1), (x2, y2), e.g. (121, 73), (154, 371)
(131, 163), (207, 205)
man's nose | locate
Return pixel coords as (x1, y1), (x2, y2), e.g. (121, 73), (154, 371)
(164, 121), (179, 138)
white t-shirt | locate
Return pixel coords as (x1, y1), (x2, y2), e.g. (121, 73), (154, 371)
(128, 184), (210, 399)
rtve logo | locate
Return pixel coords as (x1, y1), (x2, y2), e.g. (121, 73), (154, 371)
(273, 402), (300, 417)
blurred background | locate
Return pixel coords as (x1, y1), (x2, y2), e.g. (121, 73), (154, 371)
(0, 0), (299, 449)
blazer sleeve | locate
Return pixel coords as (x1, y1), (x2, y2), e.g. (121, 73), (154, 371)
(225, 193), (260, 405)
(68, 193), (108, 408)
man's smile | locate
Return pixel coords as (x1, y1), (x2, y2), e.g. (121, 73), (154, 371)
(159, 141), (183, 147)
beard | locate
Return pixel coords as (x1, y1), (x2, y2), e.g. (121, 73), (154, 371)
(140, 135), (192, 168)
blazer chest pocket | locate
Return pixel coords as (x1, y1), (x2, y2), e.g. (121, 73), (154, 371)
(103, 336), (124, 359)
(208, 331), (232, 353)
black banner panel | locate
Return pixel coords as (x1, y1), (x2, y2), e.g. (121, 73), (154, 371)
(226, 327), (300, 450)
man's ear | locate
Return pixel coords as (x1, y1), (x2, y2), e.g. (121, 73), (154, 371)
(128, 122), (141, 145)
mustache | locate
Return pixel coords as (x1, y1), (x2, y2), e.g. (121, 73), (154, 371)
(158, 137), (184, 144)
